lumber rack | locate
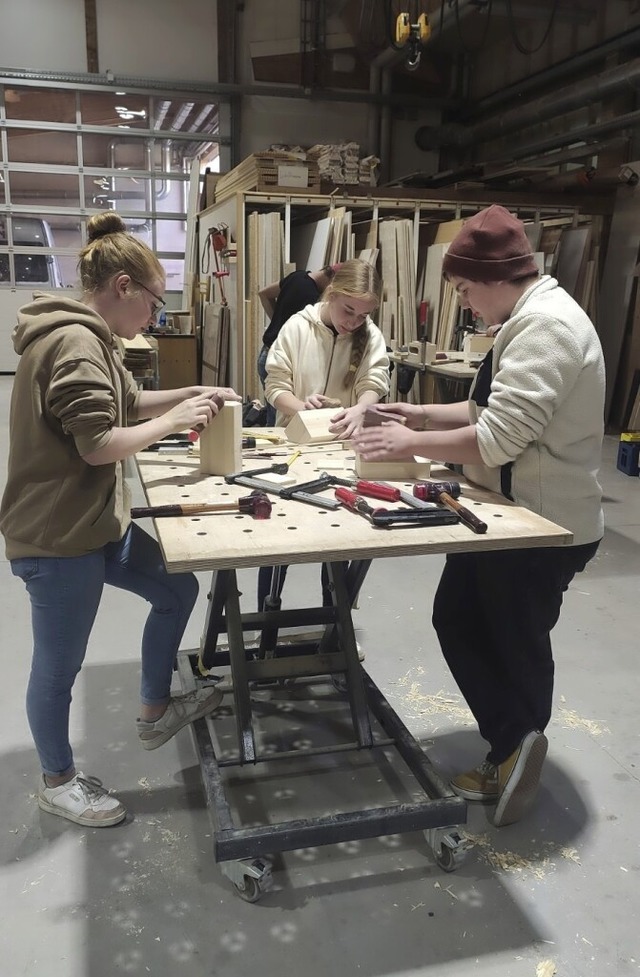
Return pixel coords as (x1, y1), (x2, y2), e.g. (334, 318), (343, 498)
(177, 558), (469, 902)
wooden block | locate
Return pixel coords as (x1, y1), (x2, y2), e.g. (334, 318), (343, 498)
(199, 401), (243, 475)
(362, 406), (407, 426)
(259, 471), (297, 486)
(462, 335), (494, 362)
(354, 456), (432, 480)
(284, 408), (343, 444)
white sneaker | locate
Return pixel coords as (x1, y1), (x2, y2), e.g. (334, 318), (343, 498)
(136, 686), (224, 751)
(38, 773), (126, 827)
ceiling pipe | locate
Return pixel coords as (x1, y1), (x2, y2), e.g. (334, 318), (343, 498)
(489, 106), (640, 162)
(471, 26), (640, 117)
(416, 58), (640, 149)
(0, 68), (458, 110)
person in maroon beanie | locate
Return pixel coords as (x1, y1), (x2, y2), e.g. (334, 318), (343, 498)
(352, 205), (605, 827)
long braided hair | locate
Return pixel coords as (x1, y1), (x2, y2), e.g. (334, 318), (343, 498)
(321, 259), (382, 385)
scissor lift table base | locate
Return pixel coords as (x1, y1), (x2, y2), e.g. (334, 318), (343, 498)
(175, 562), (467, 896)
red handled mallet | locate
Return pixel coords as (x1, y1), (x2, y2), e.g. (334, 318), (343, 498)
(413, 481), (488, 534)
(131, 490), (272, 520)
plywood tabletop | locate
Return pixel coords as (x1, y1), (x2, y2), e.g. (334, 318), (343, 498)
(135, 444), (572, 574)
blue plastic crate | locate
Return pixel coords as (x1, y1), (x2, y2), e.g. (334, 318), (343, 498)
(617, 441), (640, 476)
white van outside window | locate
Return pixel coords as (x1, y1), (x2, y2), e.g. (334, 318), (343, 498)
(0, 217), (63, 288)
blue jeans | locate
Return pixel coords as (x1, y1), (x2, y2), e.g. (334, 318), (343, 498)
(11, 523), (198, 777)
(257, 345), (277, 427)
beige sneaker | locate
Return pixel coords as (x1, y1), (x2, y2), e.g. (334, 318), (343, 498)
(494, 731), (548, 827)
(136, 686), (223, 751)
(450, 760), (499, 802)
(38, 773), (126, 827)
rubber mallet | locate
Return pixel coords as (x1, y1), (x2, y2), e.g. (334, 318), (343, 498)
(131, 490), (272, 520)
(413, 481), (488, 534)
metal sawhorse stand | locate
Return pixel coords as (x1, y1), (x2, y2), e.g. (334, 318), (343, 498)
(177, 558), (469, 902)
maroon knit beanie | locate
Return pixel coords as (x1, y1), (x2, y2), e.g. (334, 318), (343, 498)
(442, 205), (538, 282)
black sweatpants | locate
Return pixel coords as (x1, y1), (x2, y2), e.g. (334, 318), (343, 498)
(432, 540), (599, 766)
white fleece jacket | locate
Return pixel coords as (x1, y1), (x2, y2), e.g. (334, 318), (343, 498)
(464, 276), (605, 545)
(265, 303), (390, 426)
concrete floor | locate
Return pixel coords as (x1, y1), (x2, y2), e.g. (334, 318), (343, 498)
(0, 373), (638, 977)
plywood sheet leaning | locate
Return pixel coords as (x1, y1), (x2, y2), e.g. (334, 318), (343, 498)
(434, 219), (464, 245)
(245, 211), (284, 398)
(291, 215), (333, 271)
(401, 219), (417, 346)
(611, 273), (640, 428)
(422, 243), (450, 345)
(202, 302), (223, 386)
(284, 408), (344, 444)
(199, 401), (243, 476)
(378, 220), (398, 345)
(555, 226), (592, 301)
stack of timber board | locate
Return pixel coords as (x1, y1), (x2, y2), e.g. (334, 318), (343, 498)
(119, 334), (158, 389)
(215, 152), (320, 203)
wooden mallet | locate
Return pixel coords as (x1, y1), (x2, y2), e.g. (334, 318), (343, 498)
(131, 490), (272, 520)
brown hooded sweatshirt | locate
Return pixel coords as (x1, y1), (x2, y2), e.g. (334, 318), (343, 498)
(0, 292), (141, 559)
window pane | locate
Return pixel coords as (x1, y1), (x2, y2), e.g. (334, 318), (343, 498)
(9, 171), (81, 207)
(84, 174), (152, 212)
(80, 91), (149, 129)
(1, 215), (81, 288)
(0, 178), (6, 205)
(155, 178), (188, 214)
(151, 97), (219, 135)
(4, 87), (76, 124)
(7, 129), (78, 165)
(156, 218), (187, 256)
(159, 257), (185, 292)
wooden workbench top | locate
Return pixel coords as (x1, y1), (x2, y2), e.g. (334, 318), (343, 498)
(135, 442), (572, 574)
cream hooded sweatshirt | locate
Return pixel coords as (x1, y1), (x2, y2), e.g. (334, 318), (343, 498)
(264, 303), (389, 426)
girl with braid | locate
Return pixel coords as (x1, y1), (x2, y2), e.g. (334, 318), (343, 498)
(260, 259), (389, 611)
(265, 259), (389, 439)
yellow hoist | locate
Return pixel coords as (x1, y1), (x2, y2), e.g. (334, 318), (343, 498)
(395, 11), (431, 70)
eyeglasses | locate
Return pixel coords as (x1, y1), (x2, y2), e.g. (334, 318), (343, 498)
(130, 278), (166, 320)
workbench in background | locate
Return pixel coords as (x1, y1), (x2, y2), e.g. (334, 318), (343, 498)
(390, 352), (477, 404)
(136, 443), (571, 901)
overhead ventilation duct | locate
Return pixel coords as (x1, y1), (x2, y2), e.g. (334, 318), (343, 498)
(415, 57), (640, 151)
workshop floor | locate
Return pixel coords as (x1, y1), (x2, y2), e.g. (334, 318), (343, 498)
(0, 374), (638, 977)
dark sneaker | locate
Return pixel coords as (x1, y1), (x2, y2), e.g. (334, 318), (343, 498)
(451, 759), (499, 801)
(38, 773), (126, 827)
(493, 731), (548, 827)
(136, 687), (223, 751)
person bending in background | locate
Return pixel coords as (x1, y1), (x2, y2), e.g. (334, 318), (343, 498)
(257, 264), (339, 426)
(352, 205), (604, 828)
(0, 212), (241, 828)
(258, 258), (390, 611)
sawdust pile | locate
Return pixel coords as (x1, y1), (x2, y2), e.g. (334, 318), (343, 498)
(388, 668), (473, 726)
(555, 707), (609, 736)
(463, 832), (581, 881)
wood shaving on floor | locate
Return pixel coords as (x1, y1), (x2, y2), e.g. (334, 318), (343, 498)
(536, 961), (557, 977)
(463, 832), (582, 880)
